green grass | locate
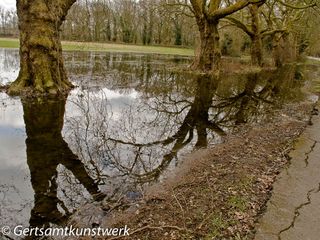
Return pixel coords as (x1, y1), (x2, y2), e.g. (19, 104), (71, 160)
(228, 195), (248, 212)
(305, 56), (320, 65)
(0, 37), (194, 56)
(204, 213), (228, 240)
(0, 38), (19, 48)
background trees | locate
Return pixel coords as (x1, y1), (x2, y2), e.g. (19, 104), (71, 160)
(0, 6), (18, 37)
(1, 0), (319, 62)
(59, 0), (198, 46)
(1, 0), (320, 94)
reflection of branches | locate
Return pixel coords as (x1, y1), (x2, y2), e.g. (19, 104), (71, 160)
(66, 91), (112, 182)
(212, 71), (276, 125)
(216, 65), (303, 128)
(65, 75), (224, 185)
(64, 65), (304, 190)
(21, 98), (105, 231)
(0, 184), (33, 228)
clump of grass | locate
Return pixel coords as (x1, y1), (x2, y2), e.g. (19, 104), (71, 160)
(205, 213), (228, 240)
(228, 195), (248, 212)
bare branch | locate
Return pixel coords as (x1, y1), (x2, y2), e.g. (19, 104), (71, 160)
(276, 0), (316, 10)
(225, 16), (254, 37)
(209, 0), (265, 20)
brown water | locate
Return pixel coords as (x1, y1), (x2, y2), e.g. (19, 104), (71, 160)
(0, 48), (307, 237)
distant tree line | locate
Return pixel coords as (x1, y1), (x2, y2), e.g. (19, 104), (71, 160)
(0, 1), (198, 46)
(1, 0), (319, 59)
(61, 0), (199, 46)
(0, 7), (18, 37)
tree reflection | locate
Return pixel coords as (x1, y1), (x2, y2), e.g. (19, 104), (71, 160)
(22, 98), (104, 229)
(106, 74), (226, 182)
(65, 65), (304, 187)
(213, 64), (303, 126)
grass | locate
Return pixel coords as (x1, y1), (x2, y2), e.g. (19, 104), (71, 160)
(0, 38), (18, 48)
(205, 213), (228, 240)
(0, 37), (194, 56)
(228, 195), (248, 212)
(305, 56), (320, 65)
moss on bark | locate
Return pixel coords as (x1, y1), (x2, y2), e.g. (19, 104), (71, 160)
(8, 0), (76, 96)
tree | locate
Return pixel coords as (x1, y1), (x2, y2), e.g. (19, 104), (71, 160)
(8, 0), (77, 95)
(262, 0), (317, 66)
(225, 1), (266, 66)
(189, 0), (264, 74)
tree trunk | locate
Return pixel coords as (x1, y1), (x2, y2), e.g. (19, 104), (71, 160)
(249, 4), (263, 66)
(8, 0), (76, 95)
(272, 34), (284, 67)
(192, 19), (221, 75)
(251, 35), (263, 66)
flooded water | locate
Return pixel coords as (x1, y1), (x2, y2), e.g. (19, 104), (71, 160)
(0, 48), (308, 236)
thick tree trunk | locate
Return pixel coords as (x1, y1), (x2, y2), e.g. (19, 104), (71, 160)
(249, 4), (263, 66)
(8, 0), (76, 95)
(251, 35), (263, 66)
(192, 19), (221, 75)
(272, 34), (285, 68)
(273, 33), (298, 68)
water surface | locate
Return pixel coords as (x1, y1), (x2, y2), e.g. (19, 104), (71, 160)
(0, 48), (307, 237)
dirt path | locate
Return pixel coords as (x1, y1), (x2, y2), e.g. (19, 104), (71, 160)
(255, 103), (320, 240)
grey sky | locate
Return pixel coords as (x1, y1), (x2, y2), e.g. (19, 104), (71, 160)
(0, 0), (16, 10)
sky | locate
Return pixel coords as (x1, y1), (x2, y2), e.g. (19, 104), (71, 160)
(0, 0), (16, 10)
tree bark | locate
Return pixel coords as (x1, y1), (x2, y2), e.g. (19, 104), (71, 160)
(192, 18), (221, 75)
(272, 32), (297, 67)
(8, 0), (76, 95)
(250, 35), (263, 66)
(190, 0), (265, 74)
(249, 4), (263, 66)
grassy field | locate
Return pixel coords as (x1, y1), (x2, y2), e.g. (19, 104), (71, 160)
(0, 37), (194, 56)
